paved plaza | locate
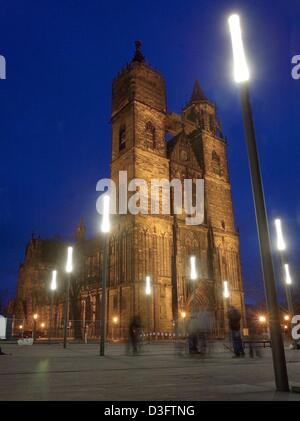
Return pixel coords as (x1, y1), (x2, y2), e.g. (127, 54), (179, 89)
(1, 341), (300, 401)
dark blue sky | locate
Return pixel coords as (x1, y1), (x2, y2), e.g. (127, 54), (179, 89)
(0, 0), (299, 304)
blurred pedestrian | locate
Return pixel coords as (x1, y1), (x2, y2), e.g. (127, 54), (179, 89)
(197, 309), (212, 355)
(128, 315), (142, 355)
(187, 314), (199, 354)
(227, 306), (245, 358)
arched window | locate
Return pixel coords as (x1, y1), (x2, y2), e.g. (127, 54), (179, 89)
(209, 114), (215, 134)
(119, 124), (126, 151)
(145, 121), (156, 148)
(212, 150), (220, 163)
(212, 150), (223, 176)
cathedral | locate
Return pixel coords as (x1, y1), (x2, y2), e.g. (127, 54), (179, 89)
(14, 42), (245, 339)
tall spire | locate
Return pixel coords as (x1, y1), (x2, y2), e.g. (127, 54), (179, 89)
(132, 40), (145, 63)
(76, 217), (86, 242)
(189, 80), (207, 103)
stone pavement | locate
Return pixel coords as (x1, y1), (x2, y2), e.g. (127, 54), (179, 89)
(0, 341), (300, 401)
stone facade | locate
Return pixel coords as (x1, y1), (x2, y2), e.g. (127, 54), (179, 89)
(14, 42), (245, 339)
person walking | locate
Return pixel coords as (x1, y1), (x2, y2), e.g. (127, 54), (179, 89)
(128, 315), (142, 355)
(227, 306), (245, 358)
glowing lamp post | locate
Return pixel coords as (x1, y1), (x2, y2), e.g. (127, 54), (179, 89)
(145, 275), (152, 342)
(258, 315), (266, 324)
(223, 281), (230, 299)
(228, 14), (289, 391)
(63, 247), (73, 349)
(222, 281), (230, 334)
(112, 316), (118, 341)
(32, 313), (38, 340)
(274, 219), (293, 310)
(100, 194), (110, 356)
(19, 324), (24, 338)
(190, 256), (198, 316)
(274, 219), (286, 251)
(49, 270), (57, 344)
(190, 256), (197, 281)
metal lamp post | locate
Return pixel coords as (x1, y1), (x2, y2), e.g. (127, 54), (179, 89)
(145, 275), (152, 343)
(63, 247), (73, 349)
(274, 219), (294, 316)
(190, 256), (198, 315)
(49, 270), (57, 344)
(223, 280), (230, 335)
(100, 194), (110, 356)
(228, 14), (289, 391)
(32, 313), (38, 341)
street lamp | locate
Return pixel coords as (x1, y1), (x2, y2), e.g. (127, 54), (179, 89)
(258, 315), (266, 324)
(228, 13), (289, 391)
(112, 316), (118, 341)
(19, 324), (24, 338)
(274, 219), (286, 251)
(284, 315), (290, 322)
(284, 263), (292, 286)
(190, 256), (197, 281)
(274, 219), (294, 314)
(223, 281), (230, 334)
(63, 247), (73, 349)
(190, 256), (198, 316)
(49, 270), (57, 345)
(223, 280), (230, 299)
(100, 194), (110, 356)
(32, 313), (38, 340)
(145, 275), (152, 342)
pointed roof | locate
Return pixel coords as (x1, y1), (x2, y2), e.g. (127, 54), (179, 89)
(189, 80), (207, 103)
(132, 40), (145, 63)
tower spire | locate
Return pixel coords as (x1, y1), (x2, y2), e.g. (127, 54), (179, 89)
(76, 217), (86, 242)
(132, 40), (145, 63)
(189, 80), (207, 103)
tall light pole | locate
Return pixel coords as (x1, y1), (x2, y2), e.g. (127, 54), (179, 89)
(228, 14), (289, 391)
(32, 313), (38, 341)
(274, 219), (294, 316)
(190, 255), (198, 315)
(63, 246), (73, 349)
(100, 194), (110, 356)
(145, 275), (152, 342)
(223, 280), (230, 335)
(49, 270), (57, 345)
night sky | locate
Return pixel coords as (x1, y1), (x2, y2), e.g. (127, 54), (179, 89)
(1, 0), (299, 305)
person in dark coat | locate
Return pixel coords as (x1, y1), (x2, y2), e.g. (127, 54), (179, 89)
(128, 315), (142, 355)
(227, 306), (245, 358)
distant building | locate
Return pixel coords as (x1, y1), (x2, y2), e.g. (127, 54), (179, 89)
(14, 42), (245, 339)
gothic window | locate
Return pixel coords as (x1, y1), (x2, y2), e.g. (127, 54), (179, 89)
(212, 150), (223, 176)
(145, 121), (156, 149)
(119, 124), (126, 151)
(221, 220), (225, 230)
(113, 295), (118, 310)
(209, 114), (215, 134)
(121, 296), (127, 311)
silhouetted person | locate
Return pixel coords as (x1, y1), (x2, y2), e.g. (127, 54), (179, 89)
(197, 309), (212, 355)
(187, 314), (199, 354)
(227, 306), (245, 358)
(128, 315), (141, 355)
